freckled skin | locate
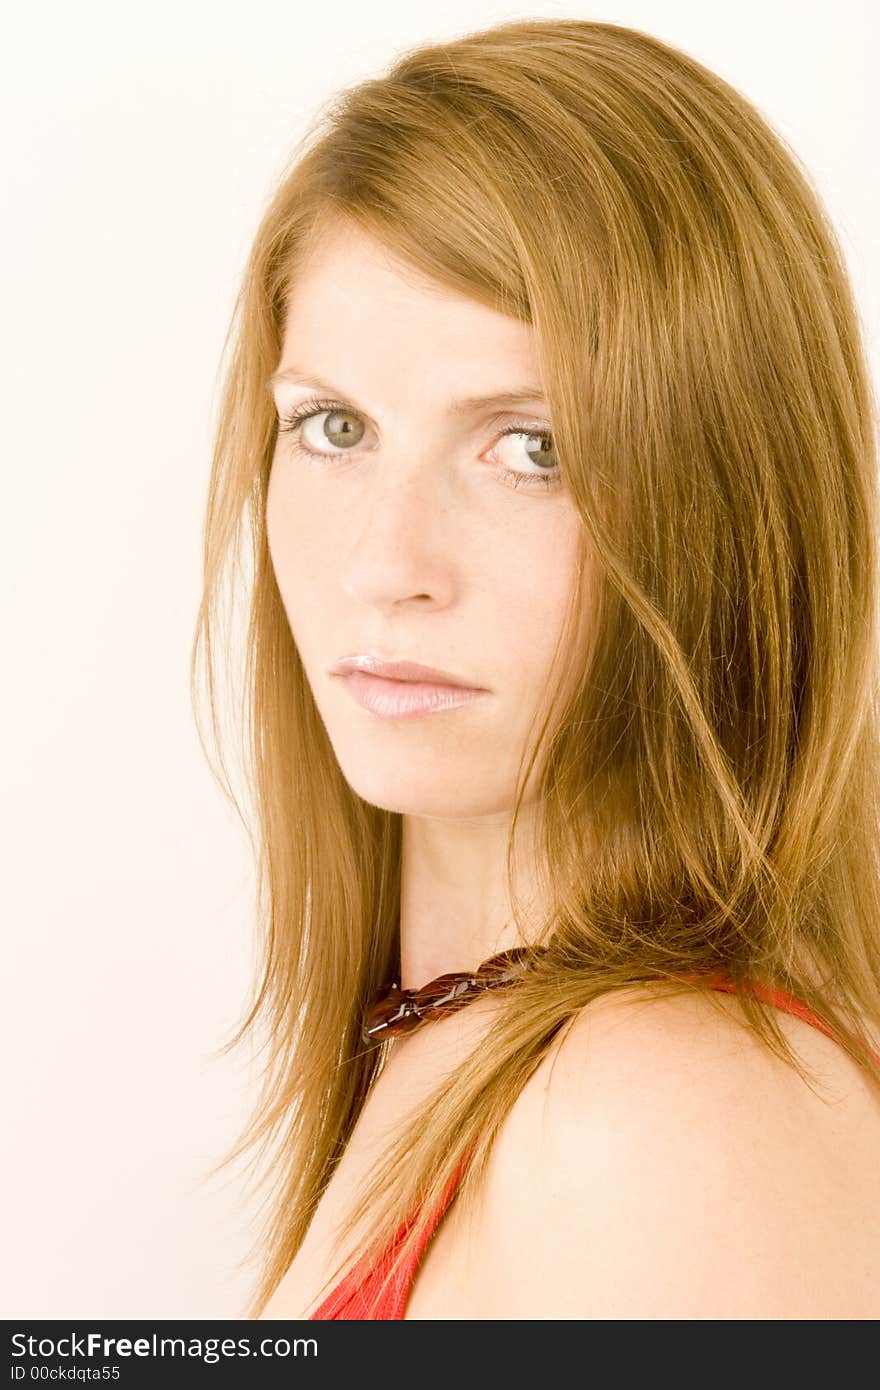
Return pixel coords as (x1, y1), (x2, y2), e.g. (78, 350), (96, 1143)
(266, 217), (588, 985)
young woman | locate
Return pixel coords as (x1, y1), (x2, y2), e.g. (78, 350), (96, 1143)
(192, 18), (880, 1318)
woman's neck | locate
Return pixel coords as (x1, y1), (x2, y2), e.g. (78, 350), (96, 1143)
(398, 810), (545, 989)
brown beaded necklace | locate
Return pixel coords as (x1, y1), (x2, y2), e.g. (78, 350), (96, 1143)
(362, 945), (545, 1045)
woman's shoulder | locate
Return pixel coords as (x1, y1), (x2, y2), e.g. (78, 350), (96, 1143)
(462, 984), (880, 1318)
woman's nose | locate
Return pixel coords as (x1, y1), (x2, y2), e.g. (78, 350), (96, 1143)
(339, 460), (459, 612)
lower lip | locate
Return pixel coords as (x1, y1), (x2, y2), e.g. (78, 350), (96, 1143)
(339, 671), (488, 719)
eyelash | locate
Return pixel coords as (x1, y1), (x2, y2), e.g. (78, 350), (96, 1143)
(275, 397), (561, 491)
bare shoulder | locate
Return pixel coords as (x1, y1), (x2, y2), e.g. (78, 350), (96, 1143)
(465, 986), (880, 1318)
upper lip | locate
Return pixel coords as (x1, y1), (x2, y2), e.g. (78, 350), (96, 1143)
(331, 654), (486, 688)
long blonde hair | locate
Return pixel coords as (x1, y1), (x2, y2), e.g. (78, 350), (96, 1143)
(190, 18), (880, 1318)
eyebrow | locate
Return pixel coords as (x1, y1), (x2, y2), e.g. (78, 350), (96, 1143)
(268, 367), (548, 415)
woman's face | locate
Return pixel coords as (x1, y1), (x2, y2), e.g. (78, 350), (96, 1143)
(266, 218), (586, 819)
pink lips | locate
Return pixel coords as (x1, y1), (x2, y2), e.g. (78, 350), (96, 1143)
(331, 655), (489, 719)
(332, 655), (484, 687)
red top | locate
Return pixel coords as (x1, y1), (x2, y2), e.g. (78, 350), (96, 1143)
(309, 977), (879, 1319)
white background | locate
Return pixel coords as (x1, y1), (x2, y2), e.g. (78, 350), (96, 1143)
(2, 0), (877, 1319)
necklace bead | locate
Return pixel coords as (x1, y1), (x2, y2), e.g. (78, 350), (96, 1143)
(363, 945), (543, 1044)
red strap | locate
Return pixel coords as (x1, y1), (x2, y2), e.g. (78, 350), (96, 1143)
(311, 977), (879, 1318)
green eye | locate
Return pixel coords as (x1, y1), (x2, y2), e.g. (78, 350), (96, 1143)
(492, 426), (560, 489)
(277, 400), (562, 492)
